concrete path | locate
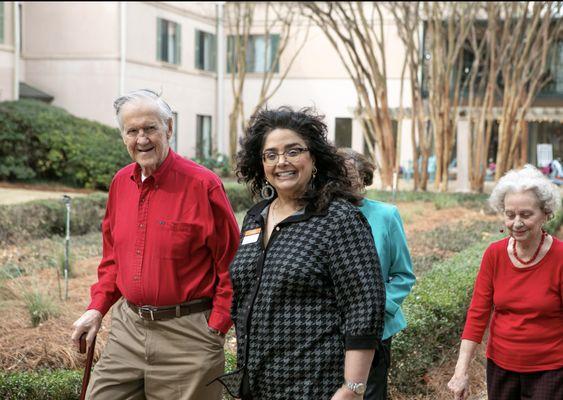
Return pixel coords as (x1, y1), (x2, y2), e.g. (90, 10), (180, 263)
(0, 187), (90, 205)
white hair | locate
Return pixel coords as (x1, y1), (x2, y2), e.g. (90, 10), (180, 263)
(489, 164), (561, 216)
(113, 89), (173, 131)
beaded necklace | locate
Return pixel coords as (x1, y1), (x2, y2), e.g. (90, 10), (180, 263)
(512, 231), (546, 265)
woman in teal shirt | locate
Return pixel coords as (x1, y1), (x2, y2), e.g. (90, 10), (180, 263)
(339, 149), (416, 400)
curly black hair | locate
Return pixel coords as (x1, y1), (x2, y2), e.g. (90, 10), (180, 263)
(236, 106), (362, 212)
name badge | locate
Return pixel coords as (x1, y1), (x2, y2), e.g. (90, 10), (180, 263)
(242, 228), (261, 245)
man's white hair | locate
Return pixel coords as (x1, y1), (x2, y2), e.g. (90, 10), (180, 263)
(113, 89), (173, 131)
(489, 164), (561, 216)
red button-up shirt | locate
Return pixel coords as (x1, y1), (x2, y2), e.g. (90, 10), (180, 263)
(88, 150), (239, 333)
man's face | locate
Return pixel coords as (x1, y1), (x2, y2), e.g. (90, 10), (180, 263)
(120, 100), (172, 176)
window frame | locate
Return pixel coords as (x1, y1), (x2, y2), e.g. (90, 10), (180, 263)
(157, 17), (182, 65)
(195, 29), (217, 72)
(227, 33), (280, 73)
(196, 114), (213, 159)
(0, 2), (4, 44)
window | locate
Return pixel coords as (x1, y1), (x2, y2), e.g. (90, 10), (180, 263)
(542, 40), (563, 94)
(227, 34), (280, 73)
(334, 118), (352, 148)
(170, 112), (178, 152)
(195, 30), (216, 72)
(196, 115), (212, 159)
(0, 2), (4, 44)
(157, 18), (181, 65)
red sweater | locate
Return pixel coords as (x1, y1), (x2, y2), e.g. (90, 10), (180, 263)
(462, 237), (563, 372)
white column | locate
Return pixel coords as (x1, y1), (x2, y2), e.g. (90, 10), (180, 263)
(119, 2), (127, 96)
(13, 1), (20, 100)
(456, 119), (471, 192)
(216, 2), (225, 155)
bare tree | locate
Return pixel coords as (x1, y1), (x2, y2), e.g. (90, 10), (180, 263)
(225, 2), (253, 161)
(225, 2), (309, 160)
(389, 2), (432, 191)
(424, 2), (476, 192)
(463, 4), (504, 192)
(301, 2), (397, 189)
(493, 2), (562, 179)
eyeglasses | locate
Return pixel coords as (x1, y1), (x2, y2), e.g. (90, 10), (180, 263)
(262, 147), (309, 166)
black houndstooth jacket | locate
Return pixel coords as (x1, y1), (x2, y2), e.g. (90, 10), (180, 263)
(230, 198), (386, 399)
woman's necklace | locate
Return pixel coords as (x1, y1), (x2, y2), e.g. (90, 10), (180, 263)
(270, 198), (297, 227)
(512, 231), (546, 265)
(270, 199), (280, 227)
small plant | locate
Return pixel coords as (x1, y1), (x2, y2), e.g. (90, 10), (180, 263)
(545, 208), (562, 235)
(191, 153), (232, 177)
(23, 288), (59, 327)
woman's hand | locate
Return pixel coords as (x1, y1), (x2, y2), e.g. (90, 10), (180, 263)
(331, 386), (360, 400)
(447, 372), (470, 400)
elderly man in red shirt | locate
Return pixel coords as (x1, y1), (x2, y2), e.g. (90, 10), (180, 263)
(70, 89), (239, 399)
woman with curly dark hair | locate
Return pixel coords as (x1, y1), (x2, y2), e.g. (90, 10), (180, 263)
(214, 107), (386, 400)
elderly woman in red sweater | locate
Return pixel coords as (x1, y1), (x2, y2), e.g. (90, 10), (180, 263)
(448, 164), (562, 400)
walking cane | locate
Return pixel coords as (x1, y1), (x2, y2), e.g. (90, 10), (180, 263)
(78, 332), (97, 400)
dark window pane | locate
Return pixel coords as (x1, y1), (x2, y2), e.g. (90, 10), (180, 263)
(196, 115), (212, 158)
(335, 118), (352, 148)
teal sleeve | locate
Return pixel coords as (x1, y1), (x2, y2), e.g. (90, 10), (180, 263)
(384, 208), (416, 317)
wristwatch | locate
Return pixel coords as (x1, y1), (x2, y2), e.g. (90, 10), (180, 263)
(343, 380), (367, 396)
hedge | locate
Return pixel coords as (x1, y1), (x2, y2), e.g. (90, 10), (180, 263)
(0, 99), (130, 189)
(0, 370), (81, 400)
(0, 194), (107, 245)
(0, 184), (253, 245)
(390, 237), (501, 394)
(366, 189), (491, 211)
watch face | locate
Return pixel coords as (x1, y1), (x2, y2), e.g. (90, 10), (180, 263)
(355, 383), (366, 395)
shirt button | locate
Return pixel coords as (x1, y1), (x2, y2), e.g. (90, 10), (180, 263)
(275, 226), (280, 231)
(139, 224), (144, 228)
(133, 275), (140, 281)
(136, 250), (141, 255)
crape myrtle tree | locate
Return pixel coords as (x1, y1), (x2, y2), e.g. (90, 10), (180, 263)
(225, 2), (309, 160)
(301, 2), (397, 189)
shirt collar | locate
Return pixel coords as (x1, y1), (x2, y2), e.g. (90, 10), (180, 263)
(130, 149), (175, 187)
(247, 197), (327, 226)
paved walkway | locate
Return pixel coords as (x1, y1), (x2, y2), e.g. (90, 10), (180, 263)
(0, 187), (90, 205)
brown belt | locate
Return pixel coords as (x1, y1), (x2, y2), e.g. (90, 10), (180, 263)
(127, 298), (212, 321)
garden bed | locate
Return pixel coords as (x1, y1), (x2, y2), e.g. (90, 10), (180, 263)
(0, 198), (508, 399)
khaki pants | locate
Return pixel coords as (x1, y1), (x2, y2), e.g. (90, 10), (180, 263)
(86, 299), (225, 400)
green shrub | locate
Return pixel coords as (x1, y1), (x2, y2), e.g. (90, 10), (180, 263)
(545, 208), (562, 235)
(0, 99), (130, 189)
(22, 288), (59, 327)
(225, 348), (237, 373)
(223, 181), (255, 213)
(391, 237), (501, 394)
(0, 193), (107, 245)
(365, 190), (490, 211)
(192, 154), (232, 177)
(0, 370), (81, 400)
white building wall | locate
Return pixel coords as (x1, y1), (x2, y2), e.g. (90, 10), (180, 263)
(1, 1), (422, 170)
(125, 2), (217, 158)
(0, 1), (15, 101)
